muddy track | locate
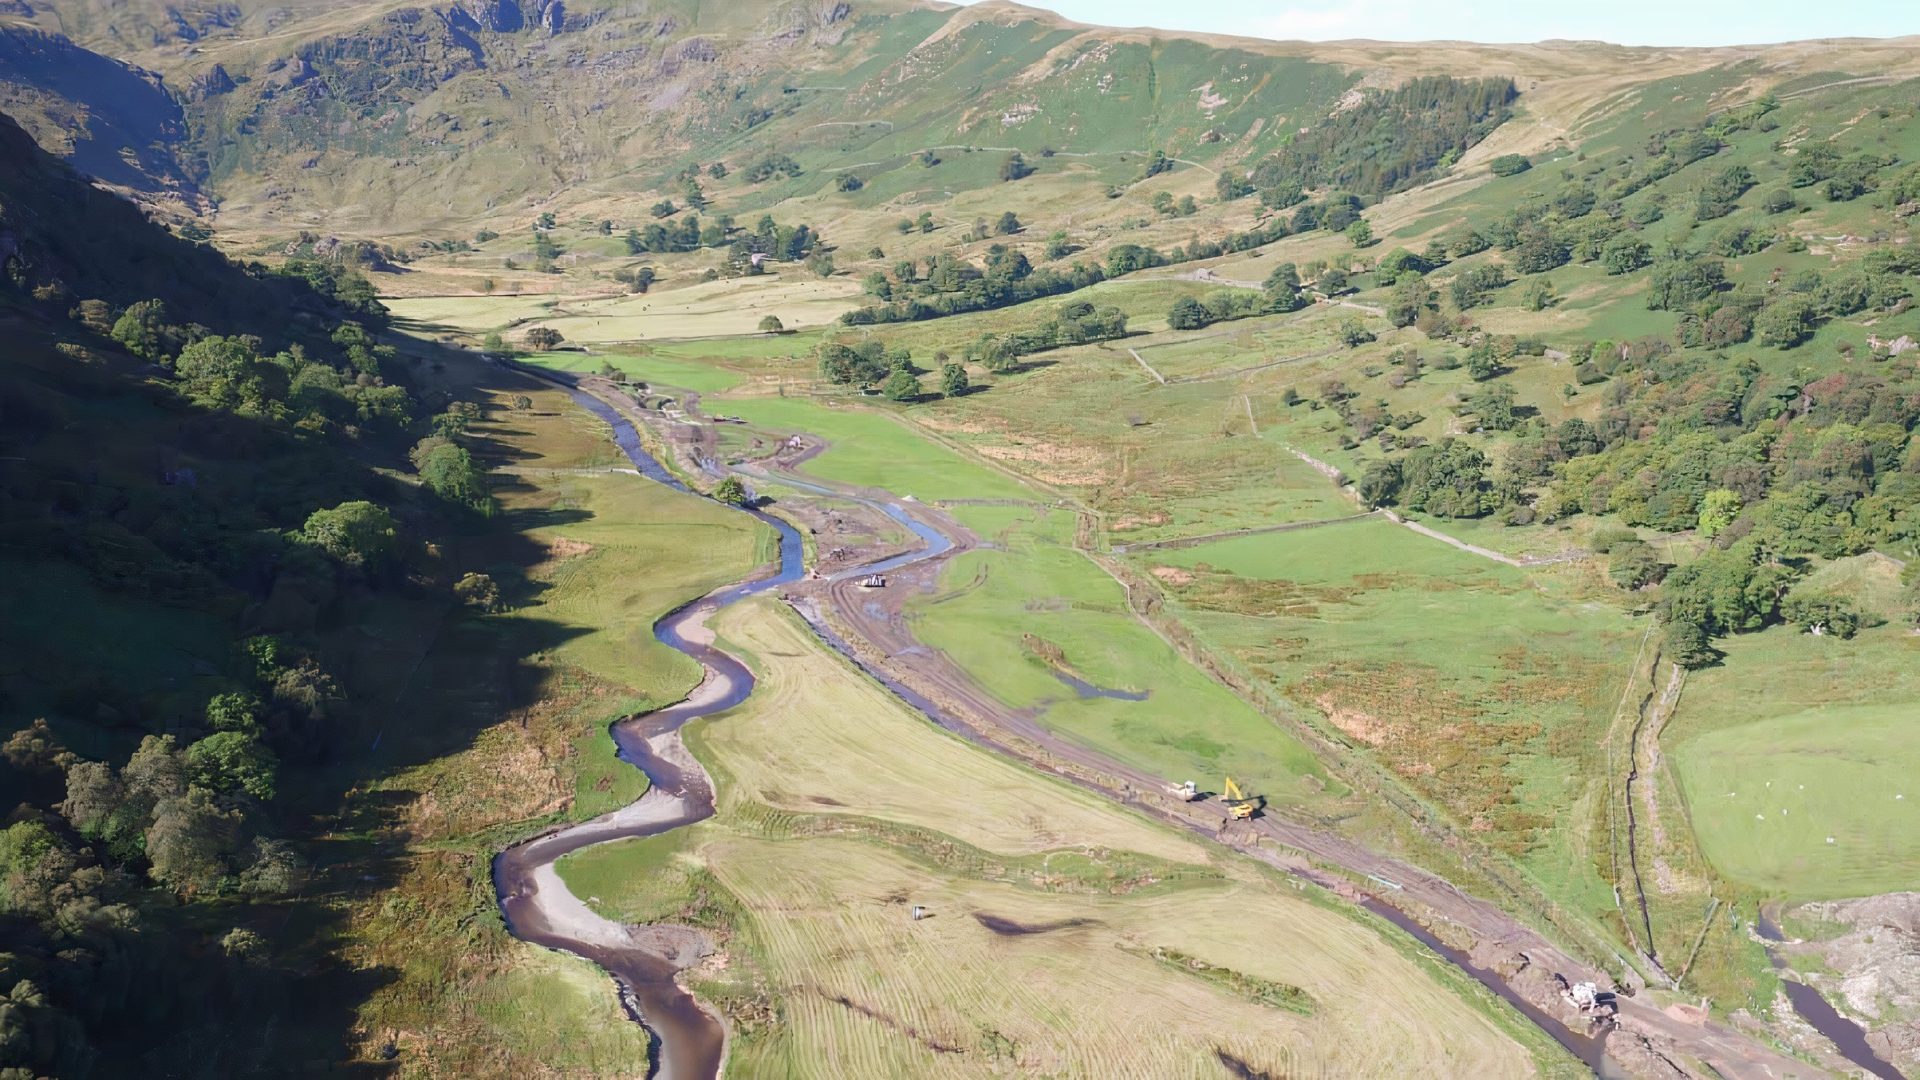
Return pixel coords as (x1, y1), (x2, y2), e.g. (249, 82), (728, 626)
(512, 368), (1820, 1079)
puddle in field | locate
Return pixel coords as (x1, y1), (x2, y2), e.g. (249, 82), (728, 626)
(1051, 669), (1150, 701)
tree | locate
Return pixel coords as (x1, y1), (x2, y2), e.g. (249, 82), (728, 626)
(712, 476), (748, 506)
(1754, 298), (1818, 348)
(1646, 258), (1725, 311)
(300, 501), (399, 570)
(1386, 277), (1434, 327)
(111, 299), (175, 360)
(1462, 383), (1519, 430)
(1215, 170), (1254, 200)
(939, 363), (970, 397)
(1399, 439), (1493, 518)
(881, 368), (921, 402)
(1698, 489), (1743, 539)
(1608, 542), (1670, 589)
(1490, 154), (1531, 176)
(758, 315), (785, 334)
(416, 443), (488, 508)
(917, 211), (935, 233)
(454, 572), (502, 612)
(996, 211), (1022, 235)
(1167, 296), (1209, 331)
(1781, 591), (1862, 638)
(1346, 219), (1375, 248)
(1664, 620), (1722, 670)
(205, 692), (262, 736)
(146, 787), (240, 894)
(1357, 459), (1402, 507)
(999, 152), (1033, 182)
(1524, 279), (1556, 311)
(1338, 318), (1375, 348)
(1450, 265), (1507, 309)
(186, 732), (278, 801)
(524, 327), (564, 350)
(1600, 236), (1652, 276)
(1262, 263), (1303, 312)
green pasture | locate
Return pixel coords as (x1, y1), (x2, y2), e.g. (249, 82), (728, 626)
(1142, 517), (1635, 903)
(1674, 702), (1920, 899)
(908, 506), (1334, 804)
(1667, 624), (1920, 899)
(716, 394), (1033, 502)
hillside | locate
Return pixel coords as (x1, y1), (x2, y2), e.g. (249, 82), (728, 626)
(0, 109), (514, 1072)
(6, 1), (1920, 1075)
(4, 0), (1915, 241)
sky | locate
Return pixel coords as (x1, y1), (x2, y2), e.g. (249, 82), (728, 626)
(957, 0), (1920, 47)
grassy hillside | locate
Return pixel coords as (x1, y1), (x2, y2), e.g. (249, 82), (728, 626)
(0, 109), (765, 1075)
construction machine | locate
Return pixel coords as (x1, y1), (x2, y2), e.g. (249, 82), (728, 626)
(1222, 776), (1259, 819)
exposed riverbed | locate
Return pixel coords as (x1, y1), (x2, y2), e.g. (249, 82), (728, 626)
(491, 382), (803, 1080)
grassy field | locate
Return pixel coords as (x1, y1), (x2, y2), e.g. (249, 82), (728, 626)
(1669, 625), (1920, 899)
(907, 507), (1337, 806)
(665, 380), (1339, 805)
(558, 598), (1570, 1078)
(516, 348), (746, 394)
(533, 275), (864, 342)
(386, 274), (862, 344)
(1138, 518), (1636, 908)
(1675, 702), (1920, 898)
(718, 394), (1036, 502)
(696, 601), (1212, 861)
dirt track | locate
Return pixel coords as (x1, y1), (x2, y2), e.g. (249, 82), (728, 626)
(571, 374), (1832, 1079)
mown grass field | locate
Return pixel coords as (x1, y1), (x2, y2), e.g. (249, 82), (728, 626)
(386, 274), (863, 344)
(1669, 625), (1920, 899)
(697, 601), (1212, 861)
(516, 347), (746, 393)
(558, 598), (1573, 1078)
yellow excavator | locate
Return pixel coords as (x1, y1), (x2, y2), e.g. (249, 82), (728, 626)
(1222, 776), (1260, 820)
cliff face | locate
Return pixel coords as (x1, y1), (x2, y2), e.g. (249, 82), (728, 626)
(0, 28), (196, 198)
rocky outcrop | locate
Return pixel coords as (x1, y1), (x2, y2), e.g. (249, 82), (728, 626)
(674, 36), (718, 63)
(1789, 892), (1920, 1076)
(185, 63), (236, 100)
